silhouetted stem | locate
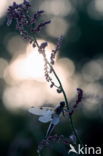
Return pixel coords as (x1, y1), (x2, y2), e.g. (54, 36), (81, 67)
(34, 37), (82, 145)
(46, 61), (83, 145)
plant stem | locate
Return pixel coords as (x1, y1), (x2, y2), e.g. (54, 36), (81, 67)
(47, 61), (83, 145)
(34, 37), (82, 145)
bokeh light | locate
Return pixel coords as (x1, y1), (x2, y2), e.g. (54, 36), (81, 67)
(82, 81), (103, 115)
(2, 80), (47, 110)
(46, 17), (68, 38)
(94, 0), (103, 15)
(82, 60), (103, 82)
(87, 0), (103, 20)
(40, 0), (74, 17)
(0, 58), (8, 78)
(6, 35), (27, 57)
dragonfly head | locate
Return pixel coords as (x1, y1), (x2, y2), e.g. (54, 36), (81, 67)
(60, 101), (65, 107)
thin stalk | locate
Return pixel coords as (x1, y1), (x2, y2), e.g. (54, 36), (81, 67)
(47, 62), (69, 109)
(34, 37), (82, 145)
(47, 61), (83, 145)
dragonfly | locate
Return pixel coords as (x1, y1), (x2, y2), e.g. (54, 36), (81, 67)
(28, 101), (65, 138)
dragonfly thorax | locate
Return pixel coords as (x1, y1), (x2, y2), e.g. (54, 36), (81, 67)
(54, 101), (65, 115)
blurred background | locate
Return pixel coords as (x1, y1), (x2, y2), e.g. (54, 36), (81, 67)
(0, 0), (103, 155)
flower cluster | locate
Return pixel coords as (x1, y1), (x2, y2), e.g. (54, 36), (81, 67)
(69, 88), (83, 116)
(50, 36), (63, 65)
(37, 134), (75, 152)
(7, 0), (64, 91)
(39, 37), (63, 89)
(43, 58), (61, 89)
(7, 0), (51, 44)
(44, 60), (54, 86)
(7, 0), (63, 90)
(43, 55), (58, 89)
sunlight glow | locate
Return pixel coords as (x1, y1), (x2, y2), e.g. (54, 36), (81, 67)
(2, 80), (47, 110)
(4, 40), (56, 84)
(3, 49), (77, 111)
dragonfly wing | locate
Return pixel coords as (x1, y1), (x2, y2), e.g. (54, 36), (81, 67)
(28, 107), (53, 116)
(28, 107), (44, 116)
(39, 113), (52, 123)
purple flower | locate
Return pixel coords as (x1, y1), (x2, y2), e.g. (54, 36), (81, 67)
(69, 88), (83, 116)
(33, 10), (44, 19)
(30, 10), (44, 25)
(50, 82), (54, 88)
(50, 36), (63, 65)
(57, 88), (62, 93)
(34, 20), (51, 32)
(37, 134), (72, 152)
(7, 0), (50, 45)
(23, 0), (31, 7)
(7, 1), (30, 26)
(39, 42), (48, 51)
